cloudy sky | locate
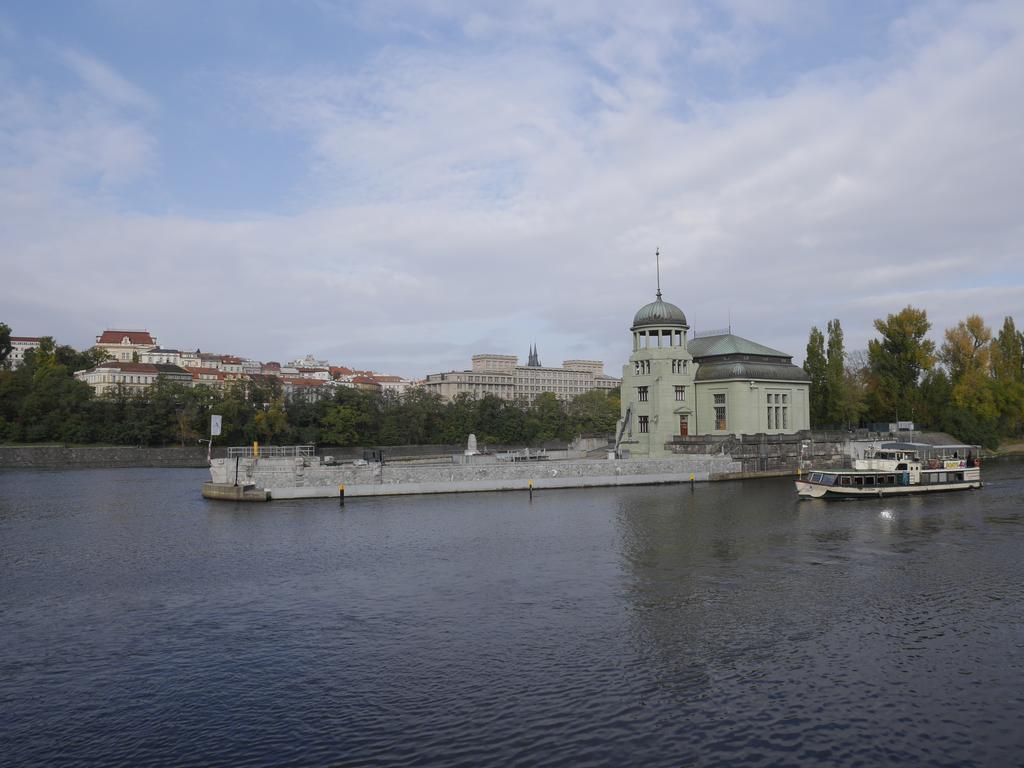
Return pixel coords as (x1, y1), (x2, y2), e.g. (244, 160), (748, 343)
(2, 1), (1022, 377)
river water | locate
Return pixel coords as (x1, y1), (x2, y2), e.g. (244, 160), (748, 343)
(2, 462), (1023, 766)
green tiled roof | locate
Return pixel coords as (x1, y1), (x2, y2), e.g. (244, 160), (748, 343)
(688, 333), (790, 359)
(632, 293), (687, 328)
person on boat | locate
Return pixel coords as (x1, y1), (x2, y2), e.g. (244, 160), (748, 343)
(966, 451), (974, 468)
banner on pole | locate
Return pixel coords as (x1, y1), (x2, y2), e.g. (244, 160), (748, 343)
(211, 415), (222, 436)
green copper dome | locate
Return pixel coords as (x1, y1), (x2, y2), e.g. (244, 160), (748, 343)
(632, 291), (687, 328)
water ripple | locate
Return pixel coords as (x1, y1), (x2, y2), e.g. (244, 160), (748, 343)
(2, 465), (1024, 766)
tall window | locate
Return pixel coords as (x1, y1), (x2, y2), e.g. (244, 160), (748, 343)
(675, 385), (685, 401)
(634, 360), (651, 376)
(671, 359), (688, 374)
(714, 393), (727, 430)
(638, 415), (649, 433)
(638, 386), (648, 402)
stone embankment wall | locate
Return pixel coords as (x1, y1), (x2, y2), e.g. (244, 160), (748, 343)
(0, 445), (211, 469)
(668, 431), (848, 476)
(210, 454), (740, 499)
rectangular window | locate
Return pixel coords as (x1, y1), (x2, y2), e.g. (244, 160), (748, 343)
(714, 393), (725, 404)
(768, 407), (774, 429)
(674, 386), (685, 401)
(774, 393), (780, 404)
(714, 406), (727, 430)
(638, 386), (648, 402)
(782, 407), (788, 429)
(782, 394), (788, 404)
(767, 393), (772, 404)
(638, 415), (649, 433)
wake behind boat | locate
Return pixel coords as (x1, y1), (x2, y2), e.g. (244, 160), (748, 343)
(795, 443), (982, 499)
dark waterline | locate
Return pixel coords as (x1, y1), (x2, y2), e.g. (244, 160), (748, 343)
(2, 462), (1024, 767)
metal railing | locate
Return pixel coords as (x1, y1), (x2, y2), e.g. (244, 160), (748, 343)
(226, 445), (316, 458)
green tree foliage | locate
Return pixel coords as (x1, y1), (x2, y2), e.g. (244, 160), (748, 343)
(825, 319), (848, 426)
(808, 310), (1021, 448)
(866, 306), (936, 422)
(991, 317), (1023, 383)
(0, 323), (11, 369)
(567, 389), (620, 437)
(803, 326), (827, 427)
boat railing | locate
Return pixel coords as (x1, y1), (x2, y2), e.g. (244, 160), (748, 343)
(226, 445), (316, 458)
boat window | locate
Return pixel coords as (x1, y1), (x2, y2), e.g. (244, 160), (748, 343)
(938, 473), (946, 483)
(865, 476), (875, 486)
(811, 473), (821, 483)
(896, 463), (907, 470)
(841, 476), (851, 486)
(822, 474), (836, 486)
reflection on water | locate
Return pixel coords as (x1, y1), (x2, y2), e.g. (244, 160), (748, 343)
(2, 462), (1024, 766)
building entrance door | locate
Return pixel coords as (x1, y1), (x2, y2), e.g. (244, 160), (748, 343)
(680, 415), (689, 436)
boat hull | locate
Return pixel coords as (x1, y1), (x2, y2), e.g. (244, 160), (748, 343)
(795, 479), (981, 499)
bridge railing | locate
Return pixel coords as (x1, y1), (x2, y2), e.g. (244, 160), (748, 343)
(226, 445), (316, 458)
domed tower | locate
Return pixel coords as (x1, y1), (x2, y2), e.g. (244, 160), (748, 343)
(616, 252), (694, 458)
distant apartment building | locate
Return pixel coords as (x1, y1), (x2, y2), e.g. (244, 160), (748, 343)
(422, 347), (620, 403)
(288, 354), (330, 369)
(374, 374), (412, 395)
(7, 336), (42, 369)
(279, 377), (332, 401)
(139, 347), (199, 367)
(75, 361), (192, 395)
(95, 330), (157, 362)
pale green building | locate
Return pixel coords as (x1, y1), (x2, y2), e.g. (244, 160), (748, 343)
(616, 289), (810, 458)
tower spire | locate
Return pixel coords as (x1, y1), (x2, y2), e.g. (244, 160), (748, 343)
(655, 247), (662, 300)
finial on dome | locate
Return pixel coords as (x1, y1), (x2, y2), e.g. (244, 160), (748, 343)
(655, 247), (662, 300)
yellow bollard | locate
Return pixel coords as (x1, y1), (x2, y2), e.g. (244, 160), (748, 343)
(253, 440), (260, 458)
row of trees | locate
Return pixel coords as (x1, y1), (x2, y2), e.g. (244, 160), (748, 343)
(804, 308), (1024, 448)
(0, 326), (621, 447)
(5, 310), (1021, 450)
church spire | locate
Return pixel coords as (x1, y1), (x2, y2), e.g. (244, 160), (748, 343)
(527, 343), (542, 367)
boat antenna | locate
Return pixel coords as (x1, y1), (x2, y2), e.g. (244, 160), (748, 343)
(655, 247), (662, 300)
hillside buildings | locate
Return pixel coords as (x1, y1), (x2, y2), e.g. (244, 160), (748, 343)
(617, 286), (810, 458)
(95, 330), (158, 362)
(74, 328), (413, 399)
(422, 348), (620, 403)
(7, 336), (41, 369)
(76, 361), (193, 395)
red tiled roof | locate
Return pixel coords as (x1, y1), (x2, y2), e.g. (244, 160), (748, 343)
(374, 375), (404, 382)
(280, 377), (325, 387)
(97, 330), (155, 345)
(329, 366), (354, 376)
(351, 376), (380, 385)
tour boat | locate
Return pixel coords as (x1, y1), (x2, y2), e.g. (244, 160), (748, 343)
(795, 445), (982, 499)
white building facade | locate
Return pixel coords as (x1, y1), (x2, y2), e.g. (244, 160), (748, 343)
(617, 289), (810, 458)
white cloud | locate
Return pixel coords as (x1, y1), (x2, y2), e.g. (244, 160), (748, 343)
(2, 2), (1024, 377)
(61, 48), (157, 112)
